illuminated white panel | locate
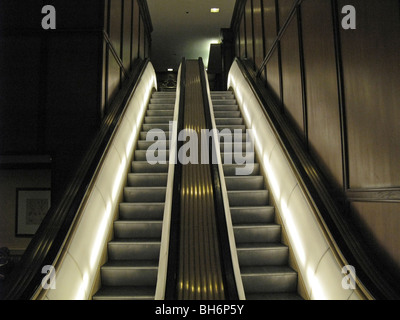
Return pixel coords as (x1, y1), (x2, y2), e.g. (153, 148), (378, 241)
(90, 201), (112, 269)
(44, 62), (158, 300)
(312, 250), (354, 300)
(227, 60), (360, 300)
(46, 253), (83, 300)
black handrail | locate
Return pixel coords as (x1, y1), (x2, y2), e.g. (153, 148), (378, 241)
(234, 57), (400, 300)
(3, 58), (150, 300)
(198, 58), (239, 300)
(165, 58), (186, 300)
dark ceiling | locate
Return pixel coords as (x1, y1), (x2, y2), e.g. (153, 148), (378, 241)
(147, 0), (236, 72)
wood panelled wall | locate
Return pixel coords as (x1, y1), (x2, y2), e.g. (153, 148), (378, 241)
(103, 0), (152, 116)
(232, 0), (400, 279)
(0, 0), (151, 201)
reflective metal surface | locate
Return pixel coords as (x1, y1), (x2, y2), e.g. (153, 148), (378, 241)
(177, 60), (225, 300)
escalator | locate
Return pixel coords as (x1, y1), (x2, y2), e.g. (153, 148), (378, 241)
(85, 59), (304, 300)
(4, 57), (369, 300)
(90, 59), (303, 300)
(93, 91), (175, 300)
(211, 91), (302, 300)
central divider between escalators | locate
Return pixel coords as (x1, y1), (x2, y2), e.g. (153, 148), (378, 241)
(166, 59), (237, 300)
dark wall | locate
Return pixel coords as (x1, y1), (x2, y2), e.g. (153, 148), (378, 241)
(0, 0), (152, 202)
(232, 0), (400, 278)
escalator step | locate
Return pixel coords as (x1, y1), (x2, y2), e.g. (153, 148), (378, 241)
(211, 99), (237, 105)
(220, 152), (255, 165)
(236, 243), (289, 266)
(119, 202), (164, 221)
(100, 260), (158, 287)
(146, 110), (174, 117)
(148, 104), (175, 110)
(93, 286), (155, 300)
(113, 220), (162, 239)
(233, 224), (281, 243)
(131, 161), (169, 173)
(230, 206), (275, 224)
(142, 123), (171, 131)
(140, 131), (171, 140)
(215, 118), (244, 125)
(108, 239), (161, 261)
(245, 292), (303, 300)
(150, 98), (175, 104)
(240, 266), (297, 294)
(213, 105), (239, 111)
(214, 111), (241, 118)
(228, 190), (269, 206)
(134, 150), (169, 162)
(223, 163), (260, 176)
(225, 176), (264, 190)
(137, 140), (169, 150)
(144, 116), (173, 124)
(123, 186), (166, 202)
(127, 173), (168, 187)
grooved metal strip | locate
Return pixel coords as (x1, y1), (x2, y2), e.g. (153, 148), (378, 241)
(177, 60), (225, 300)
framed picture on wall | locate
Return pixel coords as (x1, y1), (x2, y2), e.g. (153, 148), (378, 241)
(16, 188), (51, 237)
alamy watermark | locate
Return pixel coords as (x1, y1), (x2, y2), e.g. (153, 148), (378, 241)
(341, 265), (356, 290)
(145, 121), (255, 176)
(41, 265), (56, 290)
(41, 5), (56, 30)
(40, 5), (356, 31)
(342, 5), (357, 30)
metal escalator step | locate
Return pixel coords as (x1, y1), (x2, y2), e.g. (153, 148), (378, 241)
(220, 143), (254, 154)
(240, 266), (297, 294)
(218, 132), (248, 141)
(211, 90), (234, 93)
(131, 161), (169, 173)
(146, 110), (174, 117)
(144, 116), (173, 124)
(134, 150), (169, 162)
(223, 163), (260, 176)
(119, 203), (164, 221)
(233, 224), (281, 243)
(113, 221), (162, 239)
(220, 152), (255, 164)
(148, 104), (175, 110)
(245, 292), (303, 300)
(93, 91), (178, 301)
(228, 190), (269, 206)
(214, 111), (241, 118)
(123, 186), (166, 202)
(230, 206), (275, 224)
(92, 286), (155, 300)
(142, 123), (171, 131)
(150, 98), (175, 104)
(127, 173), (168, 187)
(211, 98), (235, 103)
(108, 239), (161, 261)
(225, 176), (264, 190)
(152, 91), (176, 96)
(137, 140), (169, 150)
(214, 91), (302, 299)
(211, 99), (237, 105)
(213, 105), (239, 112)
(216, 124), (246, 131)
(215, 118), (244, 125)
(211, 91), (234, 97)
(100, 260), (158, 287)
(140, 131), (171, 140)
(236, 243), (289, 266)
